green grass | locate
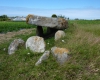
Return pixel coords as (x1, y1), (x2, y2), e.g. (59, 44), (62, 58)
(0, 21), (35, 33)
(0, 20), (100, 80)
(74, 20), (100, 36)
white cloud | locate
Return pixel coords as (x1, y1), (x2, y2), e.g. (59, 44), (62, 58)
(0, 6), (100, 19)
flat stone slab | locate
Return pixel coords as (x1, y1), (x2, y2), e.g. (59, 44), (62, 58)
(35, 50), (50, 66)
(26, 14), (68, 29)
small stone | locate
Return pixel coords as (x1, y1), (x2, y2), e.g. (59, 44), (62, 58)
(55, 30), (65, 41)
(8, 38), (24, 55)
(26, 36), (45, 53)
(47, 43), (49, 44)
(27, 53), (30, 54)
(62, 40), (65, 42)
(35, 50), (50, 66)
(51, 46), (69, 65)
(3, 48), (6, 51)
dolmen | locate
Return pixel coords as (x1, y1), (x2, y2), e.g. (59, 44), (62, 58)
(26, 14), (68, 38)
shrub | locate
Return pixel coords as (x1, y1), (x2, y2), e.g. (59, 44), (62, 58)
(51, 14), (57, 18)
(0, 15), (9, 21)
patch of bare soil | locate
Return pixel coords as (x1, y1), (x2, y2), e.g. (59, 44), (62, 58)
(0, 28), (35, 43)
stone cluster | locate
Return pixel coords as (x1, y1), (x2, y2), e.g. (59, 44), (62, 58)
(8, 30), (69, 65)
(7, 14), (69, 65)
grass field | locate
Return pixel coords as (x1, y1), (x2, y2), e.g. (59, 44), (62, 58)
(0, 20), (100, 80)
(0, 21), (34, 33)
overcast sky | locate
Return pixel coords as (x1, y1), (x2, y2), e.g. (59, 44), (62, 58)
(0, 0), (100, 19)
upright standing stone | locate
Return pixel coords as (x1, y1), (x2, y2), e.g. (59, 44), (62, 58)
(36, 26), (43, 37)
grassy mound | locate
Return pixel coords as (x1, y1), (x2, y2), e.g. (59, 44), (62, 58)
(0, 20), (100, 80)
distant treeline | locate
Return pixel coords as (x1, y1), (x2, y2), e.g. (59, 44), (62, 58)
(0, 15), (10, 21)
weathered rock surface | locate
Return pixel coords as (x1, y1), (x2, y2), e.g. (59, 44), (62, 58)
(55, 30), (65, 41)
(26, 36), (45, 53)
(51, 47), (69, 65)
(35, 51), (50, 66)
(26, 14), (68, 29)
(8, 39), (24, 55)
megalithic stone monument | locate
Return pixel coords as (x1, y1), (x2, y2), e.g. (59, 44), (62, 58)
(26, 14), (68, 38)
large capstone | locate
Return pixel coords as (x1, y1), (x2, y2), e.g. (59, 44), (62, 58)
(26, 14), (68, 29)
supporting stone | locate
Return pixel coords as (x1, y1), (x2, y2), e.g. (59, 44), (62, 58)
(47, 28), (58, 34)
(44, 27), (58, 38)
(36, 26), (43, 37)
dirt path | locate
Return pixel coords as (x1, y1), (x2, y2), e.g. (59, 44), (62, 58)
(0, 28), (35, 43)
